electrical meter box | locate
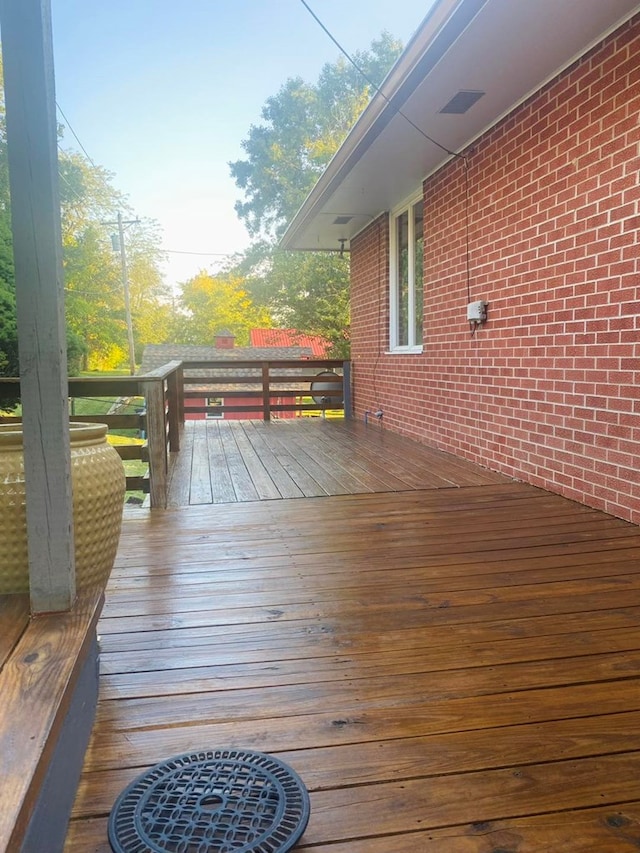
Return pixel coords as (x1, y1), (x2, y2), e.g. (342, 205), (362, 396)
(467, 300), (487, 323)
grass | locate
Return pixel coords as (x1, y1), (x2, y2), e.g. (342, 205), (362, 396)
(70, 395), (145, 418)
(297, 395), (345, 419)
(79, 368), (135, 377)
(70, 393), (148, 504)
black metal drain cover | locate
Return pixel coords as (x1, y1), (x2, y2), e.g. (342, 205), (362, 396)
(108, 748), (310, 853)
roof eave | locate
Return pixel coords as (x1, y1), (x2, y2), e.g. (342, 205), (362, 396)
(280, 0), (473, 251)
(281, 0), (640, 253)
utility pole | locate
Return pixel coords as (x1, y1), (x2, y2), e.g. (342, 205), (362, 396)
(117, 212), (136, 375)
(105, 213), (139, 375)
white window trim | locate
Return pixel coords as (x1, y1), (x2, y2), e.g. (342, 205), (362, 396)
(205, 396), (224, 419)
(388, 190), (424, 354)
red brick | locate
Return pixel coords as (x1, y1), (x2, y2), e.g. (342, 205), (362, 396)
(350, 14), (640, 524)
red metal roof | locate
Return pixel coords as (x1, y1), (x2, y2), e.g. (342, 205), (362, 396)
(250, 328), (331, 357)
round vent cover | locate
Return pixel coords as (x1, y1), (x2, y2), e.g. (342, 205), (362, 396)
(108, 748), (310, 853)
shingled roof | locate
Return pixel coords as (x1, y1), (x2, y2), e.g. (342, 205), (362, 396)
(139, 343), (313, 374)
(139, 342), (323, 393)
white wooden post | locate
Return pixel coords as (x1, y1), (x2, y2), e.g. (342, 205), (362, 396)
(0, 0), (76, 611)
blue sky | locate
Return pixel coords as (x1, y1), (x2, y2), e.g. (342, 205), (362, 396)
(51, 1), (430, 288)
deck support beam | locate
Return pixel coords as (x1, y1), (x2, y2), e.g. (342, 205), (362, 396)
(0, 0), (75, 611)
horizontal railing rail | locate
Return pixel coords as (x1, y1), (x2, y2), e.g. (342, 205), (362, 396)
(180, 358), (351, 421)
(0, 361), (185, 509)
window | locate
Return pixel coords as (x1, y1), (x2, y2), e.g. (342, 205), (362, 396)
(389, 193), (424, 352)
(206, 396), (224, 418)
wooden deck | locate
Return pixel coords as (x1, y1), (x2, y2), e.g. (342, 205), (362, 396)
(67, 453), (640, 849)
(0, 590), (103, 852)
(165, 418), (508, 506)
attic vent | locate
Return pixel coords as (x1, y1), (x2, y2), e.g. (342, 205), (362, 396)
(333, 216), (353, 225)
(439, 90), (485, 115)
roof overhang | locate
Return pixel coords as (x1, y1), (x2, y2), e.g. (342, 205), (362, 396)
(281, 0), (640, 251)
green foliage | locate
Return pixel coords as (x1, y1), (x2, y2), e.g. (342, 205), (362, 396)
(59, 151), (125, 238)
(229, 33), (402, 356)
(230, 33), (402, 241)
(237, 243), (350, 357)
(65, 327), (87, 376)
(0, 54), (170, 376)
(0, 206), (17, 375)
(63, 222), (126, 369)
(0, 59), (16, 378)
(177, 270), (272, 346)
(0, 281), (18, 375)
(59, 149), (170, 370)
(126, 220), (174, 351)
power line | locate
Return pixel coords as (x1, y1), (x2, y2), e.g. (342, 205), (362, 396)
(53, 105), (240, 262)
(56, 102), (120, 218)
(56, 102), (100, 170)
(64, 287), (122, 297)
(163, 249), (239, 257)
(56, 151), (85, 205)
(298, 0), (462, 160)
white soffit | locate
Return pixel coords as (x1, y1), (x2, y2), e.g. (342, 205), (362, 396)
(282, 0), (640, 251)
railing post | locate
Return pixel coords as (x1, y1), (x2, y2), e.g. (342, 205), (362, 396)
(262, 362), (271, 422)
(177, 362), (185, 426)
(343, 360), (352, 419)
(145, 379), (168, 509)
(167, 367), (181, 453)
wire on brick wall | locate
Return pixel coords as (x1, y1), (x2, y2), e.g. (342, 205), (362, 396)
(464, 160), (472, 306)
(463, 158), (477, 338)
(373, 216), (383, 410)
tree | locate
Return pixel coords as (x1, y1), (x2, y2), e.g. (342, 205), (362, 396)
(120, 219), (174, 359)
(230, 33), (402, 241)
(229, 34), (402, 355)
(177, 270), (272, 346)
(236, 243), (350, 357)
(0, 58), (18, 378)
(59, 150), (170, 370)
(0, 52), (169, 377)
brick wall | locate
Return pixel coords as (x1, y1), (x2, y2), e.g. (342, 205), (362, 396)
(350, 15), (640, 523)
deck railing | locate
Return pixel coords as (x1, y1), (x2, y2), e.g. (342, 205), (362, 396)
(0, 358), (351, 509)
(181, 358), (351, 420)
(0, 361), (183, 509)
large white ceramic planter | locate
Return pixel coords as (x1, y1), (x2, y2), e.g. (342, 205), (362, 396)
(0, 421), (126, 594)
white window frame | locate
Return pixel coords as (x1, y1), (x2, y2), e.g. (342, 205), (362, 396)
(388, 190), (424, 353)
(205, 396), (224, 419)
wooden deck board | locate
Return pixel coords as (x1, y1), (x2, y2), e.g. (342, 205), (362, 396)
(166, 418), (194, 508)
(64, 806), (640, 853)
(187, 420), (213, 504)
(1, 590), (103, 852)
(243, 420), (331, 497)
(225, 421), (281, 500)
(0, 594), (29, 670)
(66, 467), (640, 851)
(236, 421), (304, 499)
(204, 420), (238, 503)
(166, 418), (510, 506)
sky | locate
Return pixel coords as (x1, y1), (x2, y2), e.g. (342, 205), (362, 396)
(50, 1), (430, 290)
